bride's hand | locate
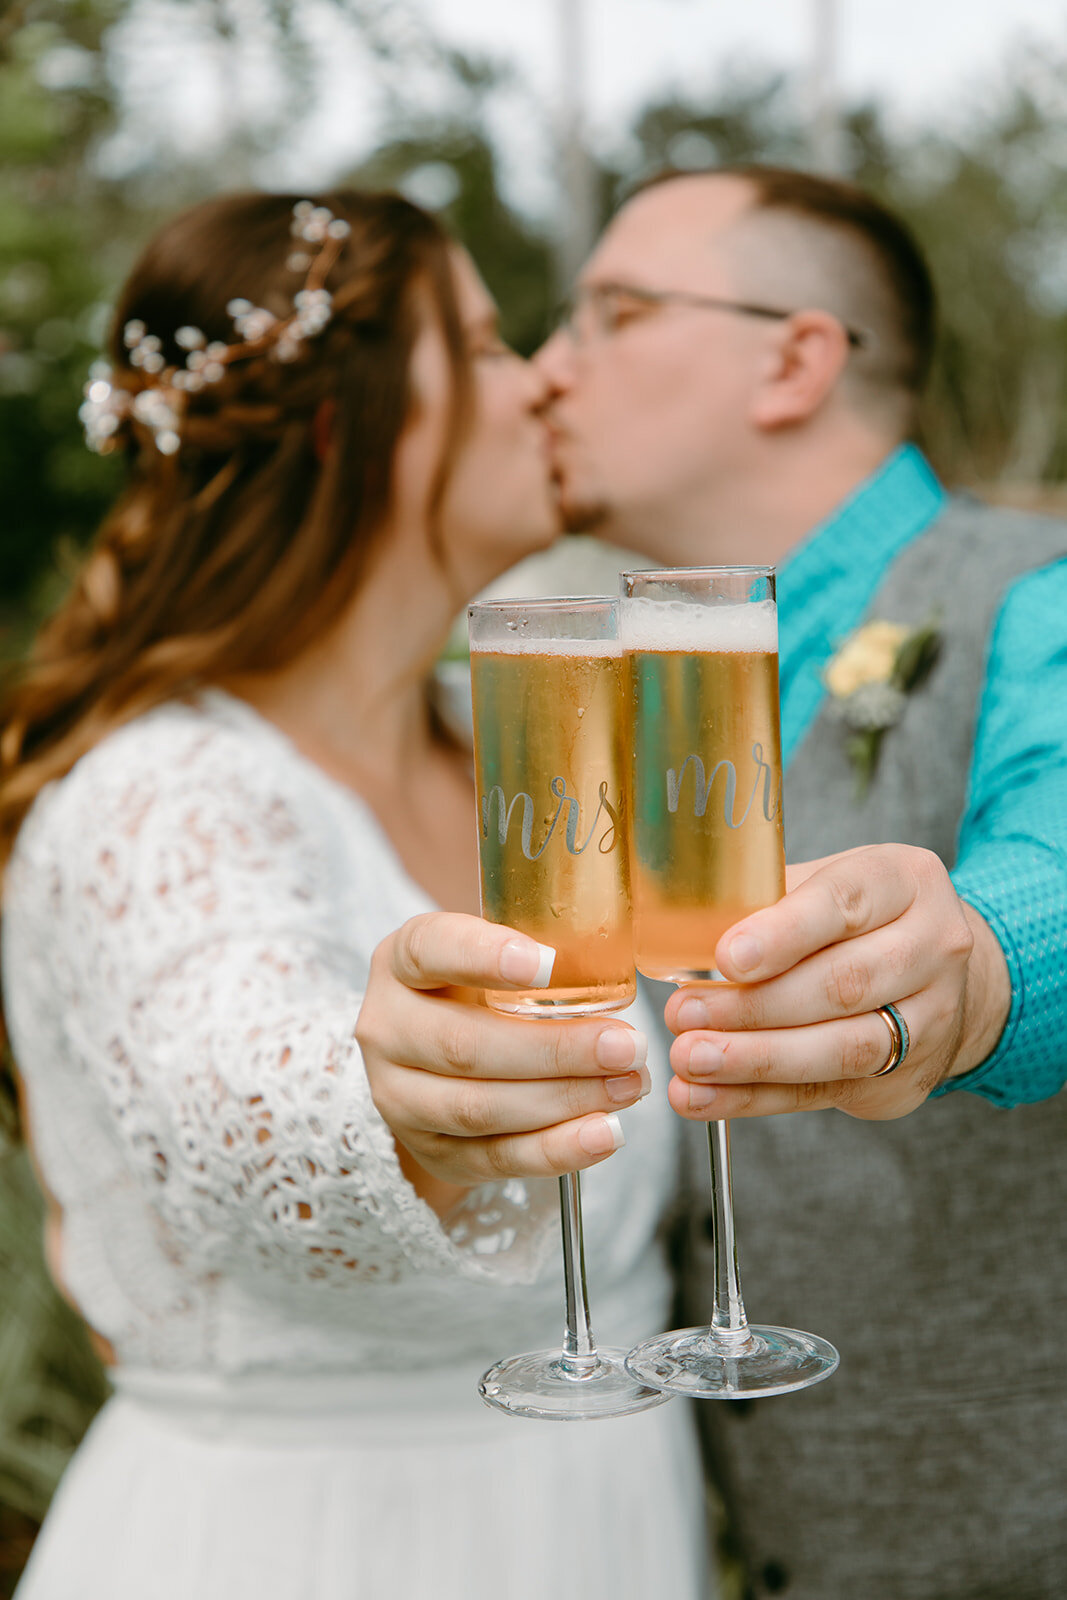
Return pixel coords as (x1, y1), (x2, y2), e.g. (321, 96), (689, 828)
(358, 912), (649, 1195)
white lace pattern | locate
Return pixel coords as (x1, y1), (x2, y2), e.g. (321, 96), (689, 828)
(2, 693), (677, 1377)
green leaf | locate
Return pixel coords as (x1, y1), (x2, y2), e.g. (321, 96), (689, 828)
(892, 621), (942, 693)
(845, 728), (885, 798)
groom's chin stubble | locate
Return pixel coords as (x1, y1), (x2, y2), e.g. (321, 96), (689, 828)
(558, 494), (613, 537)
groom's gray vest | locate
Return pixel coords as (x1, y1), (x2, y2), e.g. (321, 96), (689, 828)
(677, 497), (1067, 1600)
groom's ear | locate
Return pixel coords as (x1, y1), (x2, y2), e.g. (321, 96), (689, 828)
(747, 311), (852, 430)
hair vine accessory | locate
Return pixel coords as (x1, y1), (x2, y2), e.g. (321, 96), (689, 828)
(80, 201), (352, 457)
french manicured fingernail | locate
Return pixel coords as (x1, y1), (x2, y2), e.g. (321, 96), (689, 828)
(687, 1083), (719, 1112)
(605, 1065), (653, 1104)
(728, 934), (762, 973)
(578, 1113), (626, 1155)
(688, 1041), (724, 1078)
(676, 997), (710, 1030)
(499, 938), (556, 987)
(595, 1028), (648, 1072)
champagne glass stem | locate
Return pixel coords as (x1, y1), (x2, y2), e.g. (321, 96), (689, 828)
(558, 1172), (599, 1376)
(707, 1120), (754, 1345)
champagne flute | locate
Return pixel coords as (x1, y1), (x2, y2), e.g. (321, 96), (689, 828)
(469, 596), (668, 1420)
(621, 567), (839, 1398)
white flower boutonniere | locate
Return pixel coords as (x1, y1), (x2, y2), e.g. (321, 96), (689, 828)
(824, 616), (942, 795)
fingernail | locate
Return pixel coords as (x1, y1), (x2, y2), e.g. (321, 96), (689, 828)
(578, 1113), (626, 1155)
(676, 997), (709, 1030)
(595, 1027), (648, 1072)
(728, 934), (762, 974)
(605, 1065), (652, 1104)
(688, 1041), (724, 1078)
(499, 938), (556, 987)
(687, 1083), (719, 1112)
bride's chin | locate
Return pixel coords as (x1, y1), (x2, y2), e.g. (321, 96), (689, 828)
(529, 510), (564, 555)
(458, 533), (555, 601)
(529, 480), (566, 551)
(495, 500), (564, 565)
(510, 513), (563, 569)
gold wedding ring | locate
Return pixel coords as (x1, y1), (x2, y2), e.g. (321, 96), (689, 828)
(870, 1003), (911, 1077)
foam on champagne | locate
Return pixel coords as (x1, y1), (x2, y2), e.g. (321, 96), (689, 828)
(621, 597), (777, 654)
(469, 635), (621, 657)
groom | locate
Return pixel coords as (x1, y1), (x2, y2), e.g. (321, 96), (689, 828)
(536, 166), (1067, 1600)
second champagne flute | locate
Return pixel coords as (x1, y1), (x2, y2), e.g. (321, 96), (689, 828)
(621, 566), (839, 1399)
(469, 596), (668, 1420)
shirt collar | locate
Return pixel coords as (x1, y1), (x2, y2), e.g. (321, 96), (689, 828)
(778, 443), (946, 601)
(776, 443), (948, 765)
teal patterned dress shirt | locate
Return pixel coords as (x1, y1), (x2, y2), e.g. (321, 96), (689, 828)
(777, 443), (1067, 1107)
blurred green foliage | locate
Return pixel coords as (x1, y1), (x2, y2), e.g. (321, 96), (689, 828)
(3, 7), (1067, 654)
(354, 124), (554, 358)
(619, 59), (1067, 488)
(0, 2), (127, 652)
(0, 1146), (110, 1596)
(0, 0), (1066, 1582)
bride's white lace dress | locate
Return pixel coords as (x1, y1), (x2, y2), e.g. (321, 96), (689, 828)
(2, 690), (709, 1599)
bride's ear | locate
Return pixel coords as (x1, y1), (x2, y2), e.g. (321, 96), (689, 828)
(313, 397), (337, 463)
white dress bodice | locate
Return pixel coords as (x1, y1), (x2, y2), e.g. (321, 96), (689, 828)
(2, 690), (680, 1383)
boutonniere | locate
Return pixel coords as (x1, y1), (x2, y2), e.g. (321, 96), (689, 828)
(824, 616), (942, 795)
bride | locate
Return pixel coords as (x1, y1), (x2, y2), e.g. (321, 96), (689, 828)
(0, 189), (708, 1598)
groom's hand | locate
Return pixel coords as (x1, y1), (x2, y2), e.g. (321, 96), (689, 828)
(663, 843), (1011, 1122)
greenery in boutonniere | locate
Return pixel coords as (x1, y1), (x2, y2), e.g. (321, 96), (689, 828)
(824, 616), (942, 796)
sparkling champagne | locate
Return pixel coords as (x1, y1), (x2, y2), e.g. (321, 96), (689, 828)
(467, 600), (666, 1424)
(624, 599), (785, 982)
(621, 570), (839, 1405)
(471, 640), (635, 1015)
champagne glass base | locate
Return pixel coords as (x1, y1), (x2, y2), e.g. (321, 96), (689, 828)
(479, 1347), (673, 1421)
(637, 966), (722, 985)
(626, 1325), (839, 1399)
(485, 983), (636, 1017)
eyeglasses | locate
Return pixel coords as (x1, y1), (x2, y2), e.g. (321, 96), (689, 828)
(558, 280), (871, 352)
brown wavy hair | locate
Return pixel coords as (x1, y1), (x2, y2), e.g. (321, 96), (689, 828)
(0, 188), (470, 1135)
(0, 187), (470, 874)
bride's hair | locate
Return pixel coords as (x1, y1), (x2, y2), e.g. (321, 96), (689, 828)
(0, 187), (469, 872)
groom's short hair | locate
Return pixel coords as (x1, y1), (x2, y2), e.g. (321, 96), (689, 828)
(640, 165), (938, 415)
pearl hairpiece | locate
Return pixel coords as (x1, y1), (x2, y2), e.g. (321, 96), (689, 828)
(80, 201), (351, 457)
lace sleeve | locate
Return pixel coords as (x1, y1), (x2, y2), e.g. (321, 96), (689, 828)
(39, 713), (556, 1290)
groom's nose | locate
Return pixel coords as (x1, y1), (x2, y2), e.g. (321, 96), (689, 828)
(531, 328), (577, 398)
